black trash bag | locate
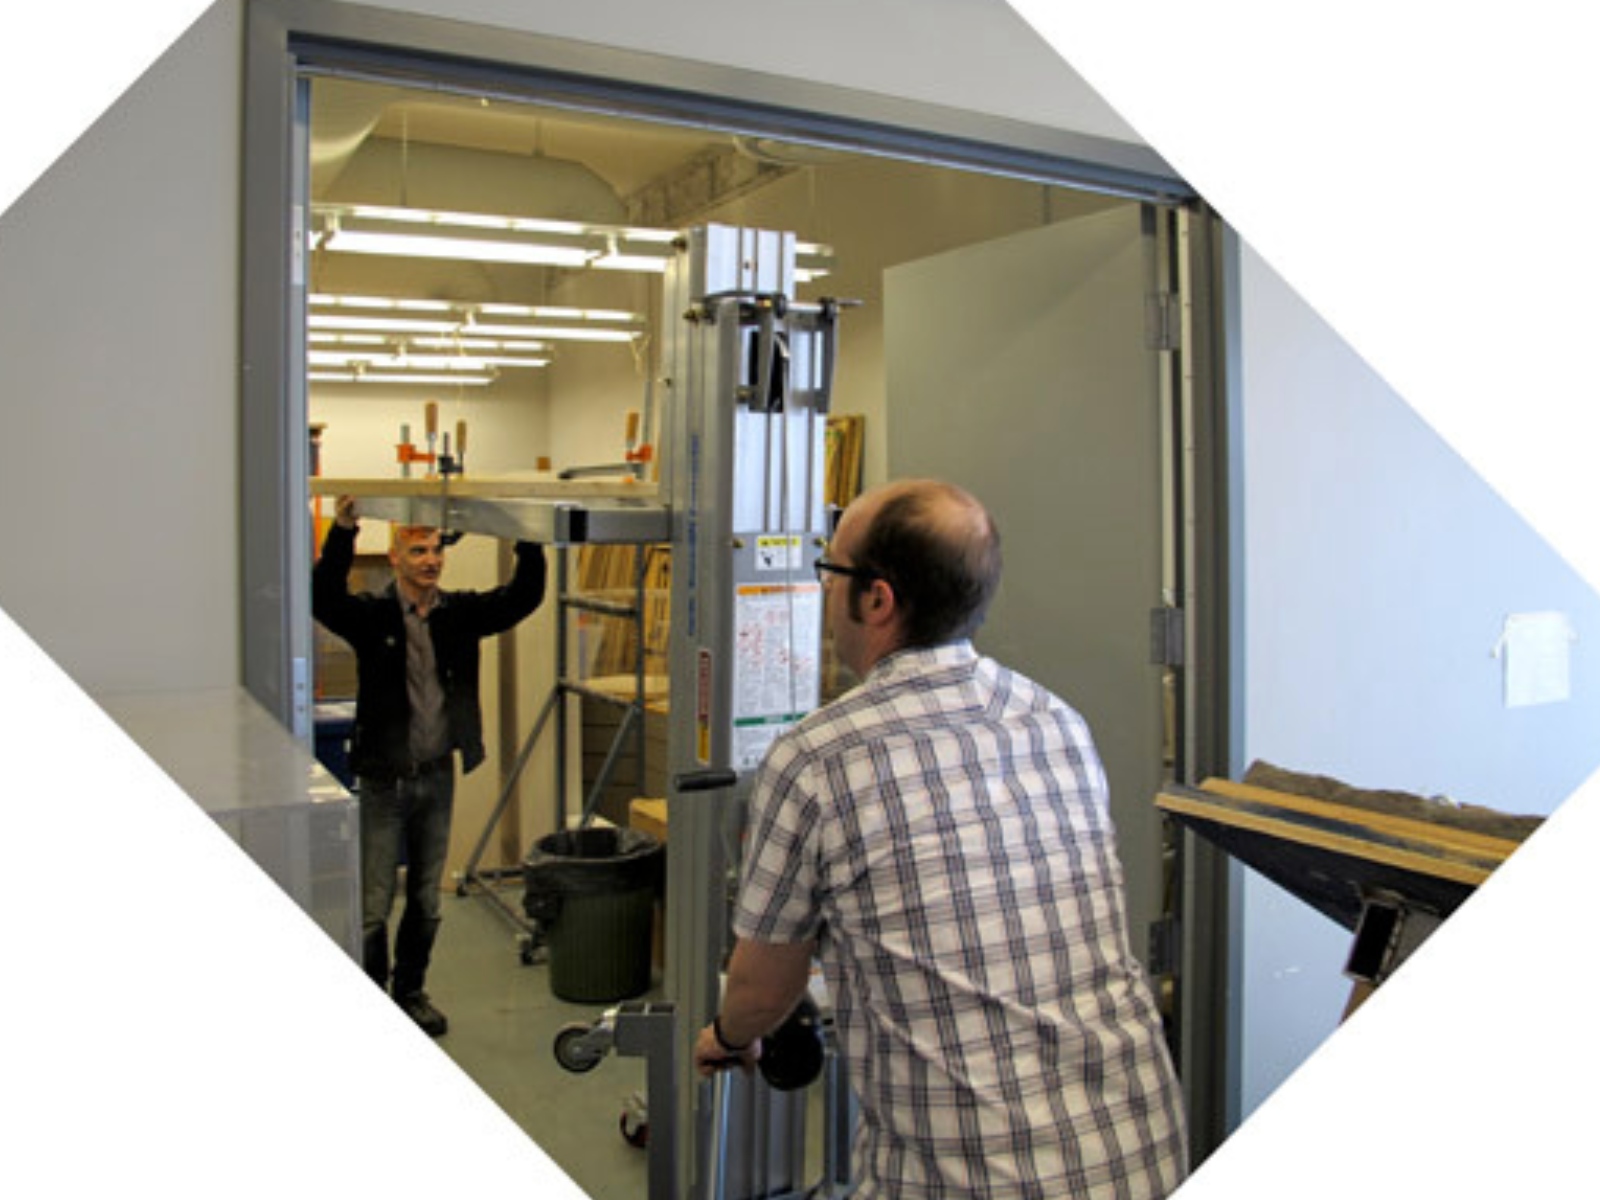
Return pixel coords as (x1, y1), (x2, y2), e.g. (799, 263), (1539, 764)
(522, 826), (664, 926)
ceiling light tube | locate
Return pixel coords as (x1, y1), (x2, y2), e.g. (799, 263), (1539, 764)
(309, 351), (547, 371)
(321, 229), (596, 268)
(308, 295), (644, 343)
(310, 370), (497, 387)
(409, 336), (550, 354)
(313, 204), (836, 283)
(310, 314), (459, 335)
(463, 322), (638, 343)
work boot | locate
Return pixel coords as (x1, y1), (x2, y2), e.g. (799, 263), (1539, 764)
(396, 991), (449, 1037)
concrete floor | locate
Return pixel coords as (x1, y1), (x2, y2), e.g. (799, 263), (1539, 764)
(424, 883), (655, 1200)
(418, 880), (842, 1200)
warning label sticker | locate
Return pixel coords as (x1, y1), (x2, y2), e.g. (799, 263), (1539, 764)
(754, 535), (804, 573)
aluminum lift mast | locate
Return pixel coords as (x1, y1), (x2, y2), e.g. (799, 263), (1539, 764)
(657, 226), (844, 1200)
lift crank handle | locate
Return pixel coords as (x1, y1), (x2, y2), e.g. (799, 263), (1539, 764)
(673, 769), (739, 794)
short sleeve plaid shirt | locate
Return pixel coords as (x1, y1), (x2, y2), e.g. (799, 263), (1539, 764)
(734, 642), (1188, 1200)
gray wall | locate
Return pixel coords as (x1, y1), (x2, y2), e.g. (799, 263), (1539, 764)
(0, 0), (242, 694)
(1234, 243), (1600, 1115)
(355, 0), (1139, 142)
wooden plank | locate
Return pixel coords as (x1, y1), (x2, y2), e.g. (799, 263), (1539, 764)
(629, 797), (668, 843)
(311, 475), (659, 501)
(1157, 787), (1496, 887)
(1198, 777), (1522, 862)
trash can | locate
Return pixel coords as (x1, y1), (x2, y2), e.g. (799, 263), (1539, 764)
(523, 826), (664, 1003)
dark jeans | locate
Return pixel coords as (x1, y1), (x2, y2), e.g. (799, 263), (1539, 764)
(359, 762), (455, 998)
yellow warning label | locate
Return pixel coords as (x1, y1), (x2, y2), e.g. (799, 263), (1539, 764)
(754, 535), (803, 572)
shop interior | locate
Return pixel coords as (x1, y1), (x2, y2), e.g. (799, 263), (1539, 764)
(303, 73), (1170, 1197)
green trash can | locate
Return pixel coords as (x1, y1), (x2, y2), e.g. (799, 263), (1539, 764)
(523, 826), (664, 1003)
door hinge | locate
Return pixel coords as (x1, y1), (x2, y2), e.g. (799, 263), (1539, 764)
(1149, 606), (1185, 667)
(1144, 291), (1180, 352)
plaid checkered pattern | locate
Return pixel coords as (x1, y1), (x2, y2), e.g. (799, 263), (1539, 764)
(735, 642), (1188, 1199)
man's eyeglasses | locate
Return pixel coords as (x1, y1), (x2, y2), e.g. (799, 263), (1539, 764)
(814, 558), (878, 585)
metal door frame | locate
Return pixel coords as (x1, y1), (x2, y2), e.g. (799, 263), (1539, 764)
(239, 0), (1238, 1163)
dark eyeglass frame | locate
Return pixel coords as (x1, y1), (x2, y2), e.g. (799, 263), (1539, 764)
(814, 557), (879, 584)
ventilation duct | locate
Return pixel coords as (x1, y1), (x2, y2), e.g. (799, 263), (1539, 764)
(323, 138), (628, 226)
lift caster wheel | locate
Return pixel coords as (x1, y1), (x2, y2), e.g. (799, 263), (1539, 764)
(553, 1023), (605, 1074)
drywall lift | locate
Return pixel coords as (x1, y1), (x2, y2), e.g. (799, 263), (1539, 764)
(317, 225), (850, 1200)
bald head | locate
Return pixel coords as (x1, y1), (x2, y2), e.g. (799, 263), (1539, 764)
(839, 479), (1002, 648)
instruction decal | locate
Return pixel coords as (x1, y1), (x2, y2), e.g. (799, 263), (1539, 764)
(732, 582), (822, 769)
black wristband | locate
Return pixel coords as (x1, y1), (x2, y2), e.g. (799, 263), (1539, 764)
(712, 1013), (750, 1054)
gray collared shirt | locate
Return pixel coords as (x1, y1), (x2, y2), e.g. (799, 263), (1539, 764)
(402, 595), (450, 765)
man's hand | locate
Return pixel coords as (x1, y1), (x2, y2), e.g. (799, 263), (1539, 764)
(692, 938), (814, 1078)
(693, 1023), (760, 1078)
(335, 494), (358, 529)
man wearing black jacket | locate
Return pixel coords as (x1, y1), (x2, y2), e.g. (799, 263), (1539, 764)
(313, 494), (547, 1036)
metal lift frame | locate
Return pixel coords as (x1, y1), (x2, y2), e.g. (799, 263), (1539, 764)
(659, 226), (844, 1200)
(345, 225), (848, 1199)
(352, 486), (671, 953)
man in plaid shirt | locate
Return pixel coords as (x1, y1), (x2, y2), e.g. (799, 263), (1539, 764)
(694, 479), (1188, 1199)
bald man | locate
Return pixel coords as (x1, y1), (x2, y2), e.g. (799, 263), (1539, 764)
(313, 496), (546, 1036)
(694, 480), (1188, 1199)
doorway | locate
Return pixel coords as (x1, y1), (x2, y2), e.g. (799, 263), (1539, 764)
(242, 11), (1231, 1168)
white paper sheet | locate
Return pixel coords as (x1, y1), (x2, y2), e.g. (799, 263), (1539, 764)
(1496, 611), (1576, 707)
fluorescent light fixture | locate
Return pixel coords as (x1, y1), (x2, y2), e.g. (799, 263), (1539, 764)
(409, 336), (550, 354)
(310, 314), (459, 335)
(479, 304), (639, 321)
(324, 229), (594, 268)
(309, 332), (389, 346)
(305, 294), (603, 387)
(592, 253), (668, 273)
(313, 295), (456, 312)
(307, 294), (647, 349)
(310, 203), (835, 281)
(461, 322), (636, 343)
(308, 351), (548, 371)
(310, 371), (497, 387)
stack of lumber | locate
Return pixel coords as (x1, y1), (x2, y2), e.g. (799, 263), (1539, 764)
(1157, 762), (1540, 932)
(574, 544), (671, 679)
(825, 414), (866, 511)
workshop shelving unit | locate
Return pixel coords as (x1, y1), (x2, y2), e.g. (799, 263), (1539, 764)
(454, 538), (659, 961)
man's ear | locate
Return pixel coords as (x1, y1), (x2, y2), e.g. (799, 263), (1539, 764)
(865, 578), (896, 623)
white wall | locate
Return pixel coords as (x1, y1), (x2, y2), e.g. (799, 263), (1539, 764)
(1236, 243), (1600, 1116)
